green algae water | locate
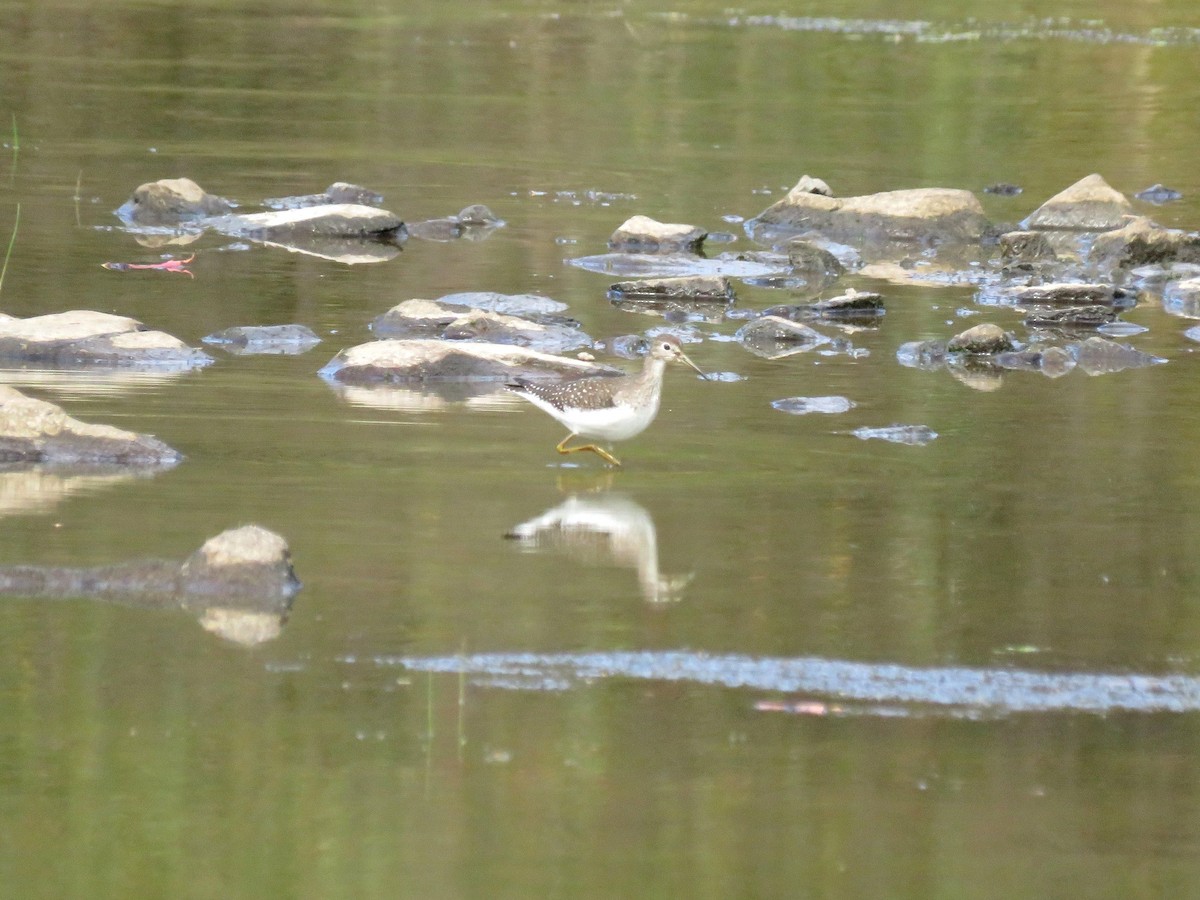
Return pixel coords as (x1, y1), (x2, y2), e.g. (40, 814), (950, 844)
(2, 1), (1200, 896)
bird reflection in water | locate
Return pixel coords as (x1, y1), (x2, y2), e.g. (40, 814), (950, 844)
(505, 491), (692, 603)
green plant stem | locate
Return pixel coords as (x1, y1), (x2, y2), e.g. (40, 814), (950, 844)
(0, 204), (20, 296)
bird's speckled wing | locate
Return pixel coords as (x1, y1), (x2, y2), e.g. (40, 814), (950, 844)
(507, 375), (620, 412)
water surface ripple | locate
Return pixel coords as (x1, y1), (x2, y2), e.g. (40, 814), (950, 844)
(393, 651), (1200, 714)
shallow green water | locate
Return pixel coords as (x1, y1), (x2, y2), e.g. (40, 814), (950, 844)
(3, 2), (1200, 897)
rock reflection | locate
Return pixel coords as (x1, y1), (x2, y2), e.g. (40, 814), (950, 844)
(0, 466), (163, 516)
(0, 525), (300, 645)
(506, 492), (691, 603)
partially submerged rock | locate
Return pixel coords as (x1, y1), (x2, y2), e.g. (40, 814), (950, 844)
(407, 204), (505, 241)
(218, 203), (404, 240)
(994, 346), (1077, 378)
(608, 215), (707, 253)
(262, 182), (384, 210)
(999, 282), (1133, 307)
(946, 323), (1015, 355)
(608, 275), (735, 303)
(0, 524), (299, 646)
(785, 238), (846, 278)
(1020, 174), (1132, 231)
(202, 324), (322, 356)
(763, 289), (885, 323)
(735, 316), (831, 358)
(0, 386), (180, 466)
(1134, 184), (1183, 205)
(370, 300), (590, 353)
(320, 339), (621, 385)
(116, 177), (235, 226)
(1022, 306), (1116, 329)
(1088, 216), (1200, 272)
(0, 310), (213, 370)
(749, 179), (989, 245)
(999, 230), (1059, 264)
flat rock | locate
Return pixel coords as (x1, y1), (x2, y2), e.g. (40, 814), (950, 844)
(319, 339), (621, 384)
(749, 180), (989, 245)
(1001, 283), (1130, 307)
(608, 215), (707, 253)
(771, 395), (855, 415)
(116, 177), (235, 226)
(1022, 306), (1116, 329)
(434, 292), (569, 316)
(771, 289), (885, 321)
(407, 205), (505, 242)
(0, 310), (213, 369)
(218, 203), (404, 240)
(946, 323), (1015, 355)
(608, 275), (735, 303)
(202, 324), (322, 355)
(1088, 216), (1200, 272)
(0, 385), (180, 465)
(370, 301), (589, 353)
(263, 182), (384, 210)
(1020, 174), (1132, 231)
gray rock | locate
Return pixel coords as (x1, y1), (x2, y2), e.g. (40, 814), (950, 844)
(785, 239), (845, 277)
(319, 339), (621, 384)
(999, 230), (1059, 263)
(407, 204), (505, 241)
(749, 180), (989, 244)
(218, 203), (404, 240)
(1020, 174), (1132, 231)
(994, 346), (1077, 378)
(760, 291), (885, 326)
(1088, 216), (1200, 272)
(608, 275), (735, 303)
(202, 324), (322, 355)
(0, 386), (180, 466)
(735, 316), (832, 358)
(116, 177), (235, 226)
(263, 182), (385, 210)
(983, 183), (1023, 196)
(946, 323), (1015, 355)
(1022, 306), (1116, 329)
(608, 215), (707, 253)
(437, 310), (591, 353)
(1002, 282), (1129, 306)
(371, 300), (587, 353)
(790, 174), (833, 196)
(435, 292), (569, 316)
(1134, 184), (1183, 205)
(0, 310), (214, 370)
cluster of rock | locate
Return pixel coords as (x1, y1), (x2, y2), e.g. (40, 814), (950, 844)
(116, 177), (503, 264)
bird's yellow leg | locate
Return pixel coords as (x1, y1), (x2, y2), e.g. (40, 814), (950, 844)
(555, 433), (622, 467)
